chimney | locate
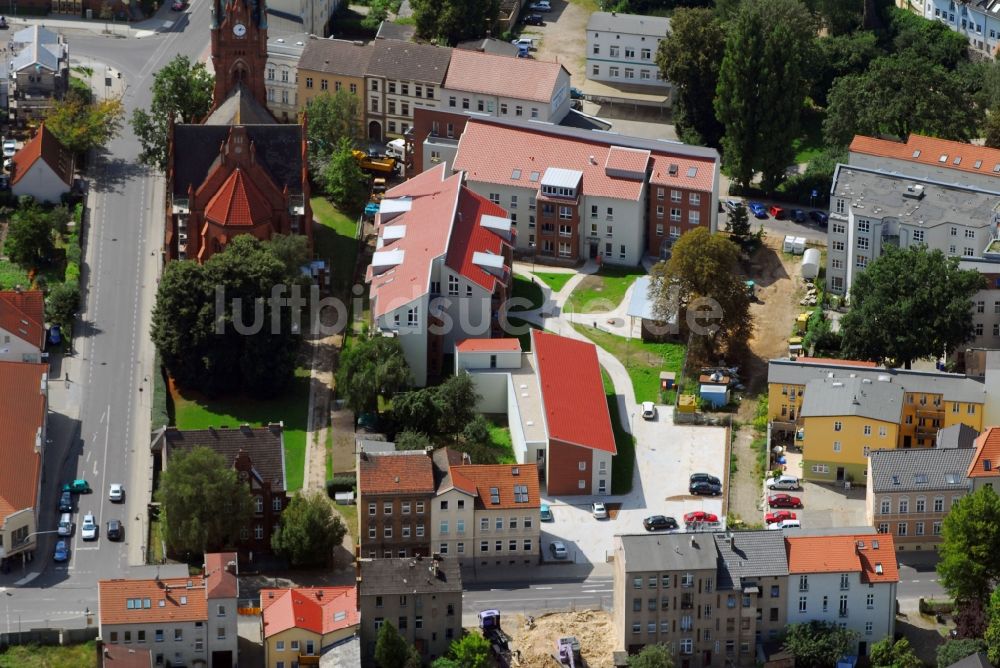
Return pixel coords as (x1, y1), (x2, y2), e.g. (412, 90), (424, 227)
(317, 590), (324, 599)
(690, 536), (697, 548)
(240, 424), (252, 435)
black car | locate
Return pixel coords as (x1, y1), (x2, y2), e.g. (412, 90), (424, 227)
(643, 515), (679, 531)
(106, 519), (123, 541)
(690, 480), (723, 496)
(791, 209), (806, 223)
(58, 491), (73, 513)
(690, 472), (721, 486)
(523, 13), (544, 25)
(809, 210), (829, 225)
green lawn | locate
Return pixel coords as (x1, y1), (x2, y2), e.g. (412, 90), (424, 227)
(509, 275), (545, 311)
(565, 266), (645, 314)
(0, 642), (97, 668)
(172, 367), (311, 491)
(312, 196), (359, 293)
(334, 499), (359, 543)
(599, 368), (635, 494)
(534, 271), (575, 294)
(504, 315), (539, 351)
(792, 107), (826, 165)
(0, 259), (29, 289)
(486, 417), (517, 464)
(574, 324), (685, 404)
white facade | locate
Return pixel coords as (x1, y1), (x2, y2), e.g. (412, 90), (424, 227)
(0, 327), (41, 362)
(586, 12), (670, 90)
(440, 77), (571, 125)
(266, 0), (340, 37)
(922, 0), (1000, 58)
(11, 158), (69, 204)
(430, 487), (475, 560)
(366, 74), (444, 140)
(265, 34), (310, 122)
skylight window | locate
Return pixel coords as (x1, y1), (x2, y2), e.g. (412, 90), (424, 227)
(945, 473), (958, 484)
(874, 563), (884, 575)
(511, 168), (522, 180)
(976, 160), (983, 169)
(529, 171), (540, 182)
(514, 484), (529, 503)
(891, 475), (900, 485)
(687, 166), (698, 178)
(912, 150), (921, 158)
(954, 157), (962, 165)
(939, 154), (948, 163)
(914, 474), (928, 484)
(489, 486), (500, 504)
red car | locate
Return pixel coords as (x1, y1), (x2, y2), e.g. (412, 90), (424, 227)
(684, 511), (719, 524)
(768, 494), (803, 509)
(769, 205), (786, 220)
(765, 510), (797, 525)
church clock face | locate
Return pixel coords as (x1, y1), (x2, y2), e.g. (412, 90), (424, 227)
(233, 22), (247, 37)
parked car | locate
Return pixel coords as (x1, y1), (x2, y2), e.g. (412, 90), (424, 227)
(768, 493), (803, 509)
(2, 139), (16, 158)
(690, 480), (722, 496)
(109, 483), (124, 502)
(690, 472), (721, 486)
(725, 199), (744, 213)
(549, 541), (568, 559)
(592, 502), (608, 519)
(748, 201), (768, 219)
(48, 325), (62, 346)
(683, 511), (719, 524)
(767, 518), (801, 530)
(53, 540), (69, 563)
(81, 513), (98, 541)
(540, 504), (553, 522)
(107, 519), (123, 541)
(527, 1), (551, 11)
(641, 401), (656, 420)
(643, 515), (678, 531)
(765, 510), (797, 525)
(171, 0), (187, 9)
(511, 37), (534, 48)
(769, 205), (786, 220)
(0, 17), (8, 29)
(523, 13), (544, 25)
(809, 210), (829, 225)
(62, 479), (91, 494)
(57, 513), (73, 537)
(516, 44), (531, 58)
(766, 475), (800, 490)
(790, 209), (807, 223)
(58, 491), (73, 513)
(570, 87), (584, 100)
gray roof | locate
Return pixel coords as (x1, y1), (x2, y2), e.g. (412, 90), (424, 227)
(714, 531), (789, 590)
(367, 39), (452, 84)
(456, 38), (519, 58)
(768, 359), (987, 405)
(153, 425), (287, 491)
(267, 33), (313, 59)
(298, 39), (374, 78)
(869, 448), (974, 493)
(616, 533), (718, 573)
(937, 423), (980, 449)
(799, 377), (904, 424)
(947, 652), (992, 668)
(204, 85), (275, 125)
(831, 164), (1000, 231)
(627, 276), (656, 320)
(376, 20), (417, 42)
(587, 11), (670, 36)
(359, 557), (462, 596)
(11, 26), (65, 74)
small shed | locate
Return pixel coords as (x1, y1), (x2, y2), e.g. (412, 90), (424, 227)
(660, 371), (676, 391)
(699, 372), (730, 408)
(802, 247), (821, 279)
(678, 394), (697, 413)
(627, 275), (678, 342)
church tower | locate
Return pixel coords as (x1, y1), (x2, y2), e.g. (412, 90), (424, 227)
(209, 0), (269, 110)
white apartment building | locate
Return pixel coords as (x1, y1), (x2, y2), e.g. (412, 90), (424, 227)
(586, 12), (670, 91)
(266, 0), (339, 38)
(922, 0), (1000, 58)
(265, 33), (310, 122)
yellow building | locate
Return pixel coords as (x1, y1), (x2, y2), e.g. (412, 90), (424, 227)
(296, 38), (371, 126)
(261, 587), (359, 667)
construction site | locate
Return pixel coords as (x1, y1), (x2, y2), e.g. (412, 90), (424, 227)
(477, 609), (619, 668)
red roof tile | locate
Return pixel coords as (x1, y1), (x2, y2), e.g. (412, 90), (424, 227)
(204, 168), (272, 228)
(0, 289), (44, 348)
(785, 534), (898, 583)
(11, 123), (73, 187)
(260, 587), (359, 638)
(455, 338), (522, 352)
(99, 644), (153, 667)
(796, 357), (878, 368)
(605, 146), (650, 174)
(445, 188), (512, 294)
(450, 463), (540, 510)
(849, 134), (1000, 177)
(99, 577), (208, 626)
(0, 362), (45, 520)
(359, 452), (435, 495)
(204, 552), (238, 599)
(968, 426), (1000, 478)
(646, 154), (716, 192)
(531, 330), (616, 453)
(444, 49), (569, 104)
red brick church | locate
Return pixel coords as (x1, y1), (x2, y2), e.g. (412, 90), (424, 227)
(164, 0), (312, 263)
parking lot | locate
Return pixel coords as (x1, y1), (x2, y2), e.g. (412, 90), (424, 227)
(539, 404), (728, 565)
(761, 451), (868, 530)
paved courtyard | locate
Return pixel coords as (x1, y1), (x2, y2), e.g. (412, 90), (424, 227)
(762, 450), (868, 529)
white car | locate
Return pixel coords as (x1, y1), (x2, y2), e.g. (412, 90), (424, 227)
(109, 483), (124, 502)
(81, 513), (98, 541)
(592, 502), (608, 519)
(641, 401), (656, 420)
(2, 139), (16, 158)
(510, 37), (534, 48)
(549, 541), (568, 559)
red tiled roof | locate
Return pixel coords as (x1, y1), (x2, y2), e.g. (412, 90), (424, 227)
(359, 452), (435, 495)
(968, 426), (1000, 478)
(605, 146), (650, 174)
(450, 463), (540, 510)
(849, 134), (1000, 176)
(204, 552), (238, 599)
(796, 357), (878, 368)
(0, 289), (44, 348)
(11, 123), (73, 187)
(260, 587), (359, 638)
(0, 362), (45, 520)
(454, 119), (715, 200)
(204, 168), (272, 228)
(445, 188), (512, 294)
(99, 644), (153, 667)
(443, 49), (569, 104)
(785, 534), (899, 583)
(455, 338), (522, 352)
(531, 330), (616, 454)
(99, 577), (208, 626)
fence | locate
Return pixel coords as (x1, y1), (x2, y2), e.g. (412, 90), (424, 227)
(0, 625), (98, 649)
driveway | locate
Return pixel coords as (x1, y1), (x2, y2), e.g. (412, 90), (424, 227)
(762, 452), (867, 530)
(520, 0), (589, 83)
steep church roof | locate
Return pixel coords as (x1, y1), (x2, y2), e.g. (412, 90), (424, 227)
(205, 84), (275, 125)
(204, 168), (273, 227)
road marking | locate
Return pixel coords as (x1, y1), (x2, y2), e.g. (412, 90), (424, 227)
(99, 408), (106, 424)
(533, 586), (553, 590)
(582, 589), (612, 593)
(98, 403), (111, 528)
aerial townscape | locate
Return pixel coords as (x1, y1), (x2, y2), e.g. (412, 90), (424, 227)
(11, 0), (1000, 667)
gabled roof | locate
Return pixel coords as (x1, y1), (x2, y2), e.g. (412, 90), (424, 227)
(799, 377), (904, 424)
(968, 426), (1000, 478)
(204, 168), (273, 228)
(358, 451), (435, 496)
(205, 84), (275, 125)
(431, 446), (475, 494)
(450, 463), (540, 510)
(444, 49), (569, 104)
(444, 187), (511, 294)
(99, 644), (153, 667)
(616, 533), (717, 573)
(532, 330), (616, 454)
(99, 576), (208, 626)
(849, 134), (1000, 178)
(937, 423), (980, 450)
(785, 533), (899, 583)
(204, 552), (238, 599)
(376, 20), (417, 42)
(0, 289), (44, 348)
(11, 123), (73, 187)
(946, 652), (993, 668)
(298, 38), (373, 77)
(455, 37), (519, 58)
(367, 39), (452, 84)
(869, 448), (974, 493)
(10, 25), (64, 74)
(714, 531), (789, 590)
(0, 362), (46, 520)
(358, 557), (462, 596)
(156, 425), (287, 492)
(260, 587), (359, 638)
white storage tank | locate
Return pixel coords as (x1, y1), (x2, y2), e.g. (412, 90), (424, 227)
(802, 247), (821, 279)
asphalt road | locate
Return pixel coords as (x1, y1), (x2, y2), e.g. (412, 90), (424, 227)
(461, 574), (615, 627)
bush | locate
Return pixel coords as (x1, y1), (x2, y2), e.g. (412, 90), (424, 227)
(920, 598), (955, 615)
(326, 475), (356, 496)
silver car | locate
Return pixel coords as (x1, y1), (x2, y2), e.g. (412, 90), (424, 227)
(81, 513), (98, 541)
(549, 541), (568, 559)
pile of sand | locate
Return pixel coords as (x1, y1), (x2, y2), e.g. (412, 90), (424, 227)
(507, 609), (616, 668)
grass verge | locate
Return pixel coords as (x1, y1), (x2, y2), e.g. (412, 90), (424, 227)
(148, 515), (165, 564)
(534, 271), (574, 294)
(573, 324), (684, 404)
(509, 275), (545, 311)
(0, 641), (97, 667)
(171, 367), (311, 491)
(792, 106), (826, 165)
(312, 197), (359, 294)
(565, 265), (644, 314)
(334, 500), (359, 543)
(505, 315), (539, 351)
(0, 259), (29, 289)
(607, 389), (635, 494)
(486, 417), (516, 464)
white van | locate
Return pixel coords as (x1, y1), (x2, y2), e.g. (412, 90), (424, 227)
(57, 513), (73, 536)
(385, 139), (406, 161)
(767, 518), (801, 531)
(766, 474), (801, 490)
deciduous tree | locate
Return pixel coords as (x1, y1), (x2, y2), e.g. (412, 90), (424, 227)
(158, 446), (253, 554)
(987, 588), (1000, 665)
(810, 31), (882, 107)
(375, 622), (414, 668)
(938, 639), (986, 668)
(46, 282), (81, 332)
(4, 206), (54, 269)
(323, 137), (368, 211)
(442, 632), (491, 668)
(271, 491), (347, 567)
(132, 55), (214, 171)
(411, 0), (500, 44)
(395, 430), (434, 451)
(304, 89), (363, 162)
(628, 643), (674, 668)
(782, 621), (858, 668)
(45, 89), (125, 155)
(939, 486), (1000, 605)
(336, 335), (411, 416)
(804, 0), (863, 34)
(840, 246), (983, 368)
(870, 637), (921, 668)
(725, 203), (750, 238)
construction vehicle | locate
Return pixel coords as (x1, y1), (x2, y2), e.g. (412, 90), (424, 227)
(478, 610), (512, 664)
(556, 636), (582, 666)
(352, 149), (396, 174)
